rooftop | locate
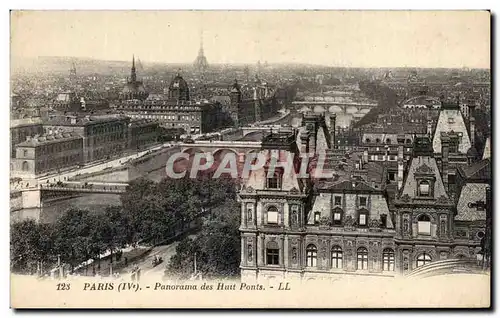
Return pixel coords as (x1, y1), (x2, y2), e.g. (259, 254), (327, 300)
(16, 132), (81, 147)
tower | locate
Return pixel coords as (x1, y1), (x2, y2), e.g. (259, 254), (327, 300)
(131, 55), (137, 83)
(193, 31), (209, 75)
(229, 79), (242, 127)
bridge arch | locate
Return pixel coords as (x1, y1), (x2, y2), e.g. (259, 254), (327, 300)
(346, 106), (358, 114)
(313, 105), (326, 113)
(329, 105), (343, 113)
(241, 130), (265, 141)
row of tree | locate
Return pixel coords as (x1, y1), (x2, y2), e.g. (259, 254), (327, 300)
(11, 175), (240, 276)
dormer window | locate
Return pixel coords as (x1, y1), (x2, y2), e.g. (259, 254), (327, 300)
(313, 212), (321, 225)
(358, 209), (368, 226)
(418, 180), (431, 196)
(359, 197), (367, 207)
(266, 171), (282, 189)
(332, 208), (343, 226)
(334, 196), (342, 206)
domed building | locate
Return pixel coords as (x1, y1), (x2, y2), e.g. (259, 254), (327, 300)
(168, 73), (190, 102)
(120, 56), (148, 101)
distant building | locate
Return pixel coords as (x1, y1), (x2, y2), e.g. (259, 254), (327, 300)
(44, 114), (132, 163)
(11, 113), (159, 176)
(228, 78), (279, 127)
(13, 132), (84, 177)
(117, 73), (228, 134)
(10, 118), (44, 158)
(119, 56), (148, 101)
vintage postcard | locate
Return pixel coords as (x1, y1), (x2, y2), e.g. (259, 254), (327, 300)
(9, 10), (491, 308)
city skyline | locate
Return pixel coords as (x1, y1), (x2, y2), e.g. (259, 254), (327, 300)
(11, 11), (490, 69)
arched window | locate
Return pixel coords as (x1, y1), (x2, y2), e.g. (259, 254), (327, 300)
(332, 207), (343, 226)
(331, 246), (343, 269)
(21, 161), (29, 171)
(419, 180), (431, 196)
(365, 138), (371, 143)
(416, 252), (432, 267)
(382, 248), (395, 271)
(266, 206), (279, 224)
(417, 214), (431, 235)
(375, 138), (381, 143)
(357, 247), (368, 270)
(386, 138), (392, 144)
(306, 244), (317, 267)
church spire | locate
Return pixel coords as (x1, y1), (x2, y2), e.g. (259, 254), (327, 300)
(131, 55), (137, 83)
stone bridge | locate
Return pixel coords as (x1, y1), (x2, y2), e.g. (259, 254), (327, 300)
(292, 101), (378, 116)
(179, 140), (264, 158)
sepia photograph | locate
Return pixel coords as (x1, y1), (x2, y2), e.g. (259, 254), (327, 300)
(8, 9), (492, 309)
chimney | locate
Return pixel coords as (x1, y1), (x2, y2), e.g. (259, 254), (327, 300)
(441, 133), (450, 192)
(330, 114), (336, 149)
(397, 144), (404, 190)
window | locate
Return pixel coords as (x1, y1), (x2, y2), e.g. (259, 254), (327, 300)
(331, 246), (343, 269)
(266, 243), (280, 265)
(332, 208), (343, 226)
(380, 214), (388, 228)
(313, 212), (321, 225)
(266, 171), (281, 189)
(447, 117), (455, 124)
(358, 209), (368, 226)
(306, 244), (318, 267)
(382, 249), (395, 271)
(386, 138), (391, 144)
(419, 180), (430, 196)
(417, 214), (431, 235)
(357, 247), (368, 270)
(22, 161), (29, 171)
(23, 149), (28, 157)
(416, 253), (432, 268)
(375, 138), (381, 143)
(334, 196), (342, 206)
(267, 206), (279, 224)
(365, 138), (371, 143)
(359, 197), (367, 207)
(388, 172), (396, 181)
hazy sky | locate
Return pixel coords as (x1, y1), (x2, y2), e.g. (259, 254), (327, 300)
(11, 10), (490, 68)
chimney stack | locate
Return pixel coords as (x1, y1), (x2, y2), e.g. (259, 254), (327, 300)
(397, 144), (404, 190)
(441, 132), (450, 192)
(330, 114), (336, 149)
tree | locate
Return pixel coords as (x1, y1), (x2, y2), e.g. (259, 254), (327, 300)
(166, 196), (241, 279)
(11, 219), (55, 274)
